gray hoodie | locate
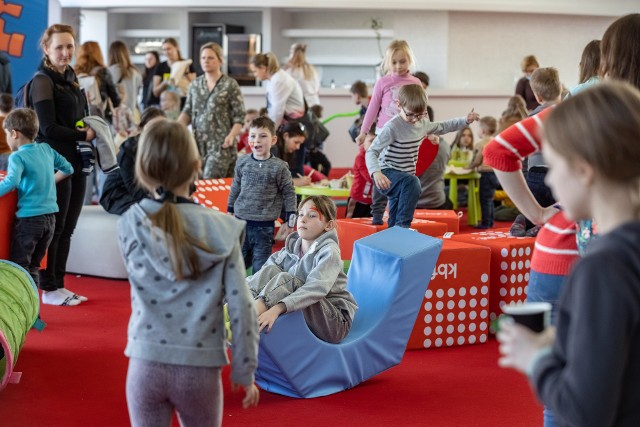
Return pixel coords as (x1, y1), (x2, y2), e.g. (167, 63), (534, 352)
(250, 229), (357, 320)
(117, 198), (258, 385)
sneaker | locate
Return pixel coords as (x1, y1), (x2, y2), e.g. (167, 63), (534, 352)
(42, 289), (81, 306)
(510, 214), (527, 237)
(60, 287), (88, 302)
(525, 225), (542, 237)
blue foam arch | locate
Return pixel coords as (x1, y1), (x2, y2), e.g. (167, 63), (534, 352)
(255, 227), (442, 398)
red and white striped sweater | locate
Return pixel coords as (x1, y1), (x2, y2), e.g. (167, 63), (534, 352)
(483, 108), (579, 276)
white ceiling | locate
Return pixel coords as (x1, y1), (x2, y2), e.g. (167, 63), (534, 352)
(58, 0), (637, 17)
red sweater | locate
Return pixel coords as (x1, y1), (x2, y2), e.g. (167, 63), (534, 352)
(484, 108), (579, 276)
(349, 146), (373, 205)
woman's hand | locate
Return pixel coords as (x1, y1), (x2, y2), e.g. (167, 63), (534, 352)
(257, 303), (286, 333)
(223, 133), (236, 149)
(79, 126), (96, 142)
(497, 321), (556, 374)
(231, 382), (260, 409)
(293, 176), (312, 187)
(372, 171), (391, 190)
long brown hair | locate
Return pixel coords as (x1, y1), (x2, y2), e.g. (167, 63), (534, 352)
(108, 40), (137, 80)
(75, 41), (106, 74)
(543, 82), (640, 218)
(578, 40), (601, 84)
(251, 52), (280, 76)
(135, 120), (211, 280)
(600, 14), (640, 89)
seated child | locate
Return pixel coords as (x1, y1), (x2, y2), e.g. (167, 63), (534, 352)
(0, 93), (13, 170)
(237, 108), (259, 155)
(347, 130), (374, 218)
(449, 126), (475, 165)
(0, 108), (75, 305)
(366, 84), (479, 227)
(468, 116), (499, 229)
(159, 90), (180, 121)
(248, 195), (357, 343)
(227, 116), (297, 273)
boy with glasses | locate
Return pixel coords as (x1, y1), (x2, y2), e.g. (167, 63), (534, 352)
(366, 84), (479, 227)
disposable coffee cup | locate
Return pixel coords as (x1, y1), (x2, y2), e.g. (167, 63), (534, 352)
(501, 302), (552, 333)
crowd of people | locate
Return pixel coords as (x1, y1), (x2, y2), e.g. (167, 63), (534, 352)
(0, 12), (639, 427)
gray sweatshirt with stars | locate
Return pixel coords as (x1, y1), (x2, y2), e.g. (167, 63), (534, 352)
(117, 198), (258, 386)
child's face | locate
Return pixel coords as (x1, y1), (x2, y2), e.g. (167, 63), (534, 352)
(544, 142), (590, 222)
(248, 126), (276, 160)
(391, 51), (410, 76)
(243, 113), (258, 130)
(4, 129), (19, 151)
(160, 93), (178, 111)
(459, 129), (474, 149)
(284, 133), (305, 153)
(399, 105), (428, 124)
(296, 201), (333, 242)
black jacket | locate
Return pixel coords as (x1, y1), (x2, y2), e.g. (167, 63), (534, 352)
(0, 52), (12, 94)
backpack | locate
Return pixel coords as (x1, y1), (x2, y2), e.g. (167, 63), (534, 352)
(77, 73), (105, 115)
(14, 71), (47, 109)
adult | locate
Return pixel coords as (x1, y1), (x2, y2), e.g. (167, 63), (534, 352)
(285, 43), (321, 108)
(514, 54), (540, 112)
(107, 40), (143, 119)
(100, 107), (166, 215)
(30, 24), (96, 304)
(75, 40), (121, 119)
(152, 38), (196, 110)
(250, 52), (307, 176)
(178, 42), (244, 179)
(0, 51), (11, 94)
(141, 51), (160, 109)
(565, 40), (601, 99)
(492, 14), (640, 427)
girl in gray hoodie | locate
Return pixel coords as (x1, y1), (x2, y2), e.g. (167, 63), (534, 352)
(248, 195), (357, 343)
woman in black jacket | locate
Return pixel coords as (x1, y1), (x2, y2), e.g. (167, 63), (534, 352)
(31, 24), (96, 306)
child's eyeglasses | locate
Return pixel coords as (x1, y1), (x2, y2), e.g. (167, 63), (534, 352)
(401, 107), (428, 121)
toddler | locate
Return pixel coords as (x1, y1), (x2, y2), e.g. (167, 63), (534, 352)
(159, 90), (180, 120)
(112, 84), (138, 141)
(237, 108), (259, 155)
(468, 116), (498, 229)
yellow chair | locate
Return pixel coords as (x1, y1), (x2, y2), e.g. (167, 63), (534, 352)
(445, 171), (482, 226)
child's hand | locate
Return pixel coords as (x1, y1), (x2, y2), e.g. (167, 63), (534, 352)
(355, 133), (367, 146)
(257, 303), (286, 333)
(372, 171), (391, 190)
(231, 382), (260, 409)
(466, 108), (480, 124)
(427, 134), (440, 145)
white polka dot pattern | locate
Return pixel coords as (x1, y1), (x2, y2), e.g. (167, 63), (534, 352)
(192, 178), (234, 212)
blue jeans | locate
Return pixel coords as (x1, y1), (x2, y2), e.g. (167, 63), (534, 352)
(10, 214), (56, 288)
(371, 169), (421, 228)
(479, 172), (499, 227)
(526, 269), (564, 427)
(242, 224), (274, 273)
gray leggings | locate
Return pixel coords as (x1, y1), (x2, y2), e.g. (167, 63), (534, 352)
(250, 264), (352, 343)
(126, 358), (223, 427)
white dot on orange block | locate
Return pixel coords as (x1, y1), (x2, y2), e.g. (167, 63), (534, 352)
(458, 336), (465, 345)
(205, 200), (213, 205)
(459, 287), (467, 296)
(425, 314), (432, 323)
(510, 288), (516, 296)
(447, 313), (454, 322)
(510, 275), (516, 284)
(517, 287), (523, 296)
(480, 322), (488, 331)
(518, 261), (524, 269)
(458, 300), (466, 309)
(481, 273), (489, 283)
(435, 338), (443, 347)
(435, 325), (443, 335)
(511, 249), (517, 257)
(481, 298), (488, 307)
(518, 248), (524, 256)
(425, 289), (433, 299)
(436, 289), (444, 298)
(458, 312), (466, 321)
(469, 323), (477, 332)
(511, 261), (516, 270)
(436, 301), (443, 310)
(501, 248), (508, 257)
(500, 261), (508, 270)
(469, 335), (477, 344)
(457, 324), (465, 333)
(447, 325), (454, 334)
(446, 337), (454, 346)
(424, 339), (432, 348)
(525, 273), (530, 282)
(424, 302), (432, 311)
(424, 327), (432, 336)
(525, 247), (531, 256)
(447, 301), (454, 309)
(481, 310), (488, 319)
(500, 275), (507, 284)
(436, 313), (444, 323)
(470, 311), (478, 320)
(480, 334), (487, 343)
(518, 274), (523, 283)
(525, 260), (531, 268)
(470, 299), (477, 308)
(470, 286), (478, 295)
(500, 288), (507, 297)
(448, 288), (455, 297)
(481, 286), (489, 294)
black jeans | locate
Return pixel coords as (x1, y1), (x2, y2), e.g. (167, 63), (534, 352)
(10, 214), (56, 288)
(39, 171), (86, 291)
(479, 172), (499, 227)
(524, 166), (555, 229)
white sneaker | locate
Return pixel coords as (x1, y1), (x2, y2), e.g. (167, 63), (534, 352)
(61, 287), (88, 302)
(42, 289), (81, 306)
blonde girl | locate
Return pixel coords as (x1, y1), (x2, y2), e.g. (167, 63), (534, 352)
(285, 43), (321, 107)
(355, 39), (421, 145)
(498, 81), (640, 427)
(118, 120), (259, 426)
(247, 196), (357, 343)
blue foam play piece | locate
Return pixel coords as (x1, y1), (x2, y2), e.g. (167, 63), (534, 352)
(255, 227), (442, 398)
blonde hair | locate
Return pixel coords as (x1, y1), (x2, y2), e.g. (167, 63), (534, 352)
(543, 81), (640, 218)
(200, 42), (224, 64)
(299, 196), (337, 224)
(381, 40), (416, 76)
(251, 52), (280, 76)
(288, 43), (317, 81)
(530, 67), (561, 102)
(479, 116), (497, 136)
(397, 84), (428, 113)
(135, 120), (211, 280)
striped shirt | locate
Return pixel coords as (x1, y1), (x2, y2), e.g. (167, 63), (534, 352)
(366, 114), (468, 176)
(484, 108), (580, 276)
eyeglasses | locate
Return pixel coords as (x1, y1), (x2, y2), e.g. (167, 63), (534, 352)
(401, 107), (428, 121)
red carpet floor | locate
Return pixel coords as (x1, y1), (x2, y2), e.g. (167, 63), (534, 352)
(0, 271), (541, 426)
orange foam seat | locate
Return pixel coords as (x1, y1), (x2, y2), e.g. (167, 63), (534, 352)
(192, 178), (233, 212)
(413, 209), (460, 234)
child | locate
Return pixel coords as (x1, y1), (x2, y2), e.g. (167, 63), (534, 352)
(468, 116), (498, 229)
(449, 126), (475, 164)
(159, 90), (180, 120)
(0, 93), (13, 170)
(348, 80), (370, 142)
(227, 116), (297, 273)
(511, 67), (562, 237)
(112, 84), (138, 142)
(497, 81), (640, 427)
(347, 130), (374, 218)
(0, 108), (75, 305)
(366, 84), (479, 227)
(248, 195), (357, 343)
(117, 120), (259, 426)
(271, 121), (312, 187)
(355, 40), (422, 145)
(413, 71), (434, 121)
(237, 108), (259, 155)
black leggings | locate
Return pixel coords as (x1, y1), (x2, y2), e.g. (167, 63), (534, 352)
(39, 170), (86, 291)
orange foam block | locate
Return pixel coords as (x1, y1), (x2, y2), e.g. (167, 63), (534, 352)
(407, 239), (492, 350)
(336, 217), (448, 260)
(192, 178), (233, 212)
(413, 209), (460, 234)
(450, 229), (535, 323)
